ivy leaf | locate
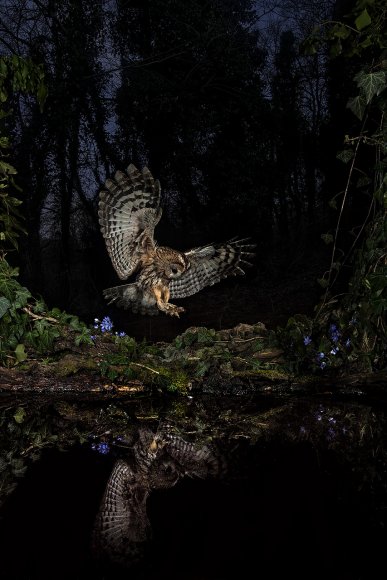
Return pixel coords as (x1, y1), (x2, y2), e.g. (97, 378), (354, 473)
(15, 343), (27, 363)
(356, 175), (372, 188)
(329, 197), (338, 210)
(355, 8), (371, 31)
(355, 71), (387, 104)
(197, 327), (216, 344)
(13, 406), (26, 424)
(0, 160), (17, 175)
(0, 296), (11, 318)
(195, 360), (211, 378)
(321, 233), (334, 244)
(332, 23), (351, 40)
(336, 149), (354, 163)
(317, 278), (329, 288)
(14, 286), (31, 308)
(347, 95), (367, 120)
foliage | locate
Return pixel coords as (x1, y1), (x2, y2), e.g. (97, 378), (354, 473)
(278, 0), (387, 373)
(0, 56), (99, 366)
(0, 55), (46, 249)
(0, 258), (95, 365)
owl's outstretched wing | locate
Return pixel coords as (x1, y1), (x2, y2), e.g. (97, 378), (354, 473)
(98, 164), (162, 280)
(169, 238), (255, 299)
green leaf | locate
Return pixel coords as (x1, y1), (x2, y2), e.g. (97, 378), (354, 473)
(355, 71), (387, 104)
(14, 287), (31, 308)
(329, 197), (337, 210)
(332, 23), (351, 40)
(355, 8), (371, 31)
(0, 136), (9, 148)
(356, 175), (372, 188)
(15, 343), (27, 363)
(347, 95), (367, 120)
(0, 296), (11, 318)
(336, 149), (354, 163)
(0, 160), (17, 175)
(13, 406), (26, 424)
(195, 360), (210, 378)
(317, 277), (329, 288)
(321, 233), (334, 245)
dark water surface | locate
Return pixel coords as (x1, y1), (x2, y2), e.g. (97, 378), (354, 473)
(0, 392), (386, 579)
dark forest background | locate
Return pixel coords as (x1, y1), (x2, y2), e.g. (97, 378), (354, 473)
(0, 0), (365, 340)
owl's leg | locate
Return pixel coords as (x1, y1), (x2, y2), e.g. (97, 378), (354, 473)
(153, 286), (185, 317)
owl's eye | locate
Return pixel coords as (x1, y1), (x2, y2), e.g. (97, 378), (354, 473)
(170, 265), (179, 275)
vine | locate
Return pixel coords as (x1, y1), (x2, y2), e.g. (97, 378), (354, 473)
(277, 0), (387, 373)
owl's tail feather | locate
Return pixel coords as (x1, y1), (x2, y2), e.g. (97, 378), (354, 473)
(103, 283), (159, 315)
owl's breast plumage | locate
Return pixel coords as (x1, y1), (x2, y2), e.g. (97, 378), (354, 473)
(137, 262), (168, 289)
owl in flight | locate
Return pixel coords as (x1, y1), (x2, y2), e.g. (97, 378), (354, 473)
(98, 164), (255, 317)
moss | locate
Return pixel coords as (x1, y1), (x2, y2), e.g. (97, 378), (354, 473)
(155, 366), (191, 394)
(53, 354), (99, 377)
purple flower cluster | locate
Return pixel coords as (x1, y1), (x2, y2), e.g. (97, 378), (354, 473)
(329, 324), (341, 344)
(92, 317), (127, 338)
(101, 316), (114, 332)
(93, 316), (113, 332)
(91, 442), (110, 455)
(302, 320), (353, 371)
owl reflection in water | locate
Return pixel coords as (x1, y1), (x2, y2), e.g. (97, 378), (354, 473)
(91, 427), (224, 568)
(98, 164), (256, 316)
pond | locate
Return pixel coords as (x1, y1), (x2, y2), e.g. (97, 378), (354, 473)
(0, 392), (386, 579)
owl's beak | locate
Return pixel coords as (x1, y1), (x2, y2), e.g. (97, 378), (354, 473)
(149, 436), (166, 452)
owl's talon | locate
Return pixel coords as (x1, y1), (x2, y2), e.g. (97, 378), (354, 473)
(161, 303), (185, 317)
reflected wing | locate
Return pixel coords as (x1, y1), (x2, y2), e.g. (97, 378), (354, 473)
(169, 238), (255, 299)
(92, 460), (150, 566)
(98, 164), (162, 280)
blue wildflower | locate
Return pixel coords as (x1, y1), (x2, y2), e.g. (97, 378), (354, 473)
(330, 346), (339, 355)
(118, 331), (126, 337)
(345, 338), (351, 348)
(317, 352), (325, 359)
(329, 323), (341, 343)
(320, 361), (327, 369)
(101, 316), (113, 333)
(303, 336), (312, 346)
(92, 442), (110, 455)
(90, 335), (96, 341)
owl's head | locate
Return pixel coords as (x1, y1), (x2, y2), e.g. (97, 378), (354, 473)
(165, 254), (189, 280)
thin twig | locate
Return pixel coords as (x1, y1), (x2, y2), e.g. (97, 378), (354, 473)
(316, 114), (368, 318)
(22, 307), (59, 324)
(214, 336), (266, 343)
(131, 362), (160, 375)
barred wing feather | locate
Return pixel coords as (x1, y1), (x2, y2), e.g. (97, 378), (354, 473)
(98, 164), (161, 280)
(169, 238), (255, 299)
